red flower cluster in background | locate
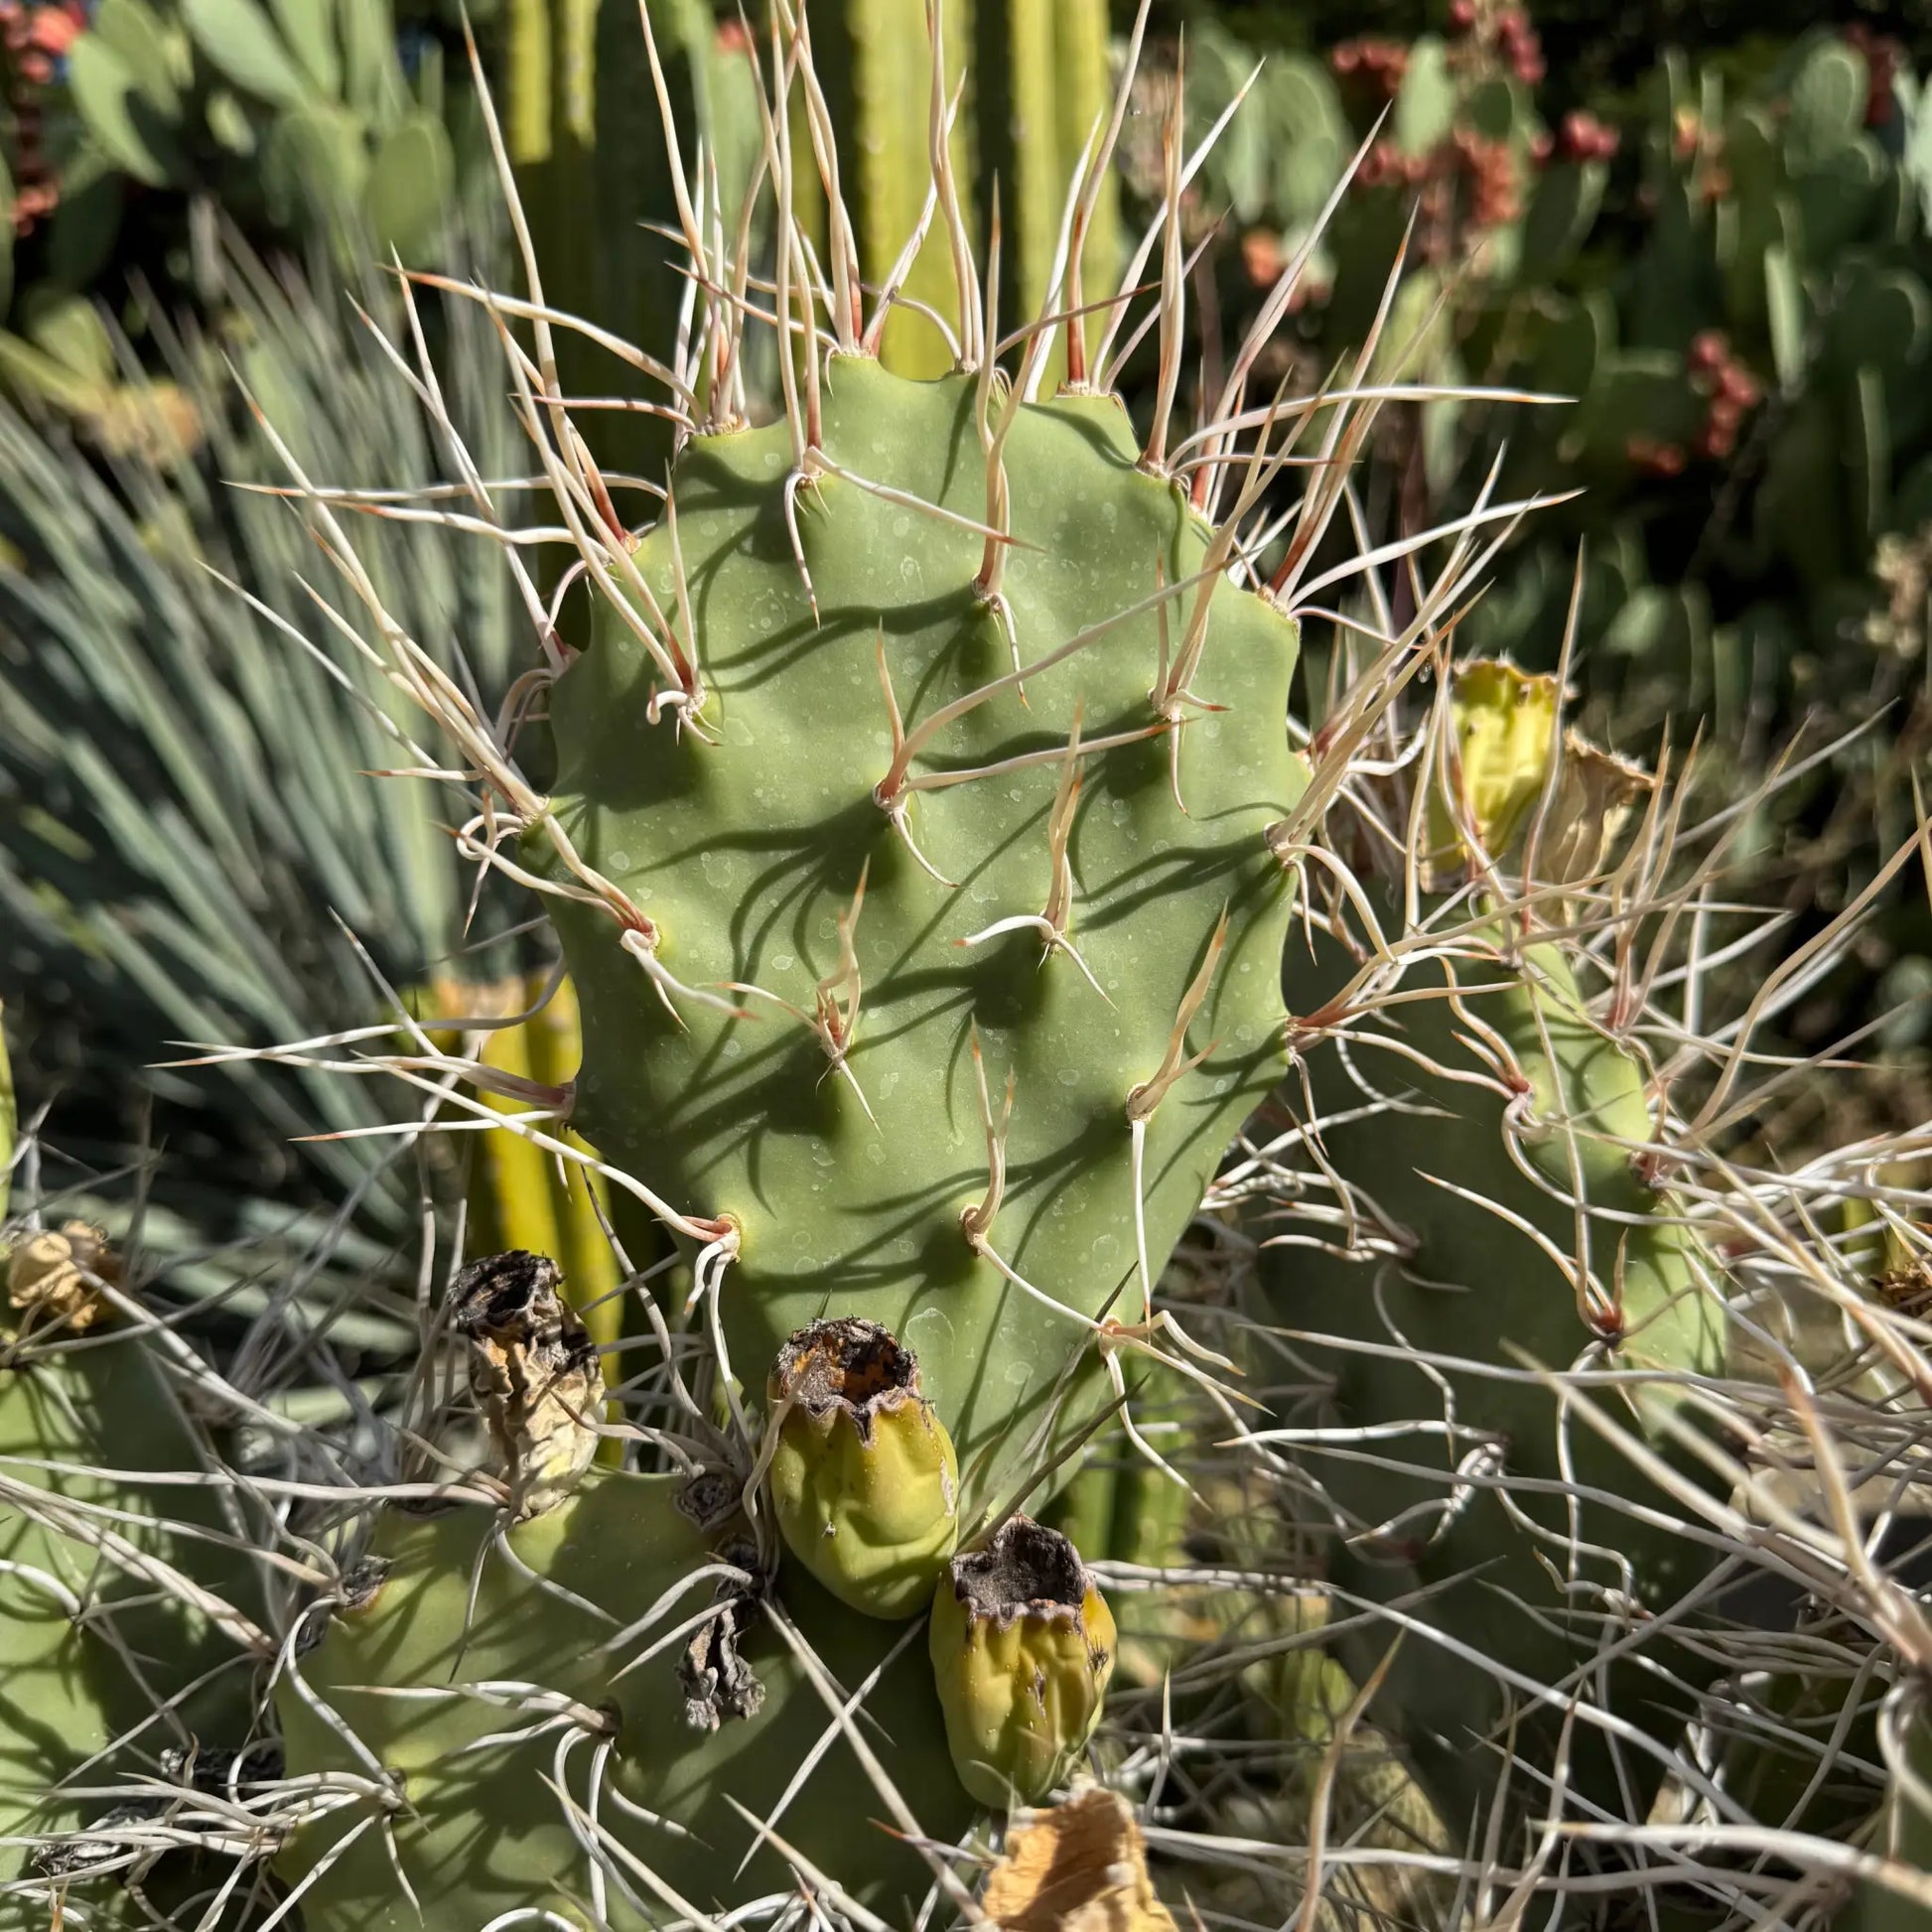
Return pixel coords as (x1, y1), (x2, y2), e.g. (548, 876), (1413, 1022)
(1622, 332), (1763, 477)
(3, 0), (87, 234)
(2, 0), (82, 82)
(1687, 328), (1760, 463)
(1353, 129), (1522, 238)
(1450, 128), (1520, 227)
(1624, 437), (1687, 480)
(1330, 2), (1626, 268)
(1449, 1), (1544, 86)
(1329, 38), (1409, 98)
(1558, 110), (1617, 163)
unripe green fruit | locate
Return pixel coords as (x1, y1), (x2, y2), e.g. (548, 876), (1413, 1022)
(767, 1316), (959, 1618)
(929, 1515), (1116, 1806)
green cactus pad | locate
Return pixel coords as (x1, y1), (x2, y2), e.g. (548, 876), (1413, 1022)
(1247, 663), (1729, 1823)
(546, 353), (1304, 1517)
(275, 1468), (972, 1927)
(1845, 1702), (1932, 1932)
(1, 1311), (261, 1897)
(1262, 904), (1725, 1826)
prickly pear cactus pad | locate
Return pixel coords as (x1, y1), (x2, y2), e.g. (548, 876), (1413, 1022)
(1, 1227), (266, 1906)
(277, 1468), (973, 1928)
(546, 351), (1303, 1513)
(1253, 661), (1728, 1826)
(230, 0), (1560, 1916)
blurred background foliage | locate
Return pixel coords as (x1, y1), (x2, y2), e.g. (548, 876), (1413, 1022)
(1120, 2), (1932, 1138)
(0, 0), (1927, 1319)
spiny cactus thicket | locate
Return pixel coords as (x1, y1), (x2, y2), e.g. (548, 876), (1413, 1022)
(1254, 661), (1729, 1831)
(3, 2), (1932, 1929)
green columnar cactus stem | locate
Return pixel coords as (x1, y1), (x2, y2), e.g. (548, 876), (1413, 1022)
(1257, 663), (1725, 1831)
(276, 1468), (973, 1926)
(507, 0), (718, 483)
(0, 1238), (264, 1901)
(845, 0), (974, 377)
(929, 1515), (1116, 1805)
(975, 0), (1117, 390)
(835, 0), (1116, 381)
(1049, 0), (1116, 373)
(767, 1316), (959, 1617)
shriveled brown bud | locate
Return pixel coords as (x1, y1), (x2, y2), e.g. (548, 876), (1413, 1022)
(7, 1220), (120, 1335)
(451, 1250), (604, 1517)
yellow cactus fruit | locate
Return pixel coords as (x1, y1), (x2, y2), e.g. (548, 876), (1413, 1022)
(1425, 658), (1561, 877)
(930, 1515), (1117, 1807)
(766, 1316), (959, 1619)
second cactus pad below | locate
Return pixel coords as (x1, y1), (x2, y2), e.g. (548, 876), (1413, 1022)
(2, 1270), (262, 1904)
(546, 354), (1305, 1517)
(1257, 660), (1726, 1826)
(1266, 912), (1725, 1826)
(276, 1468), (972, 1926)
